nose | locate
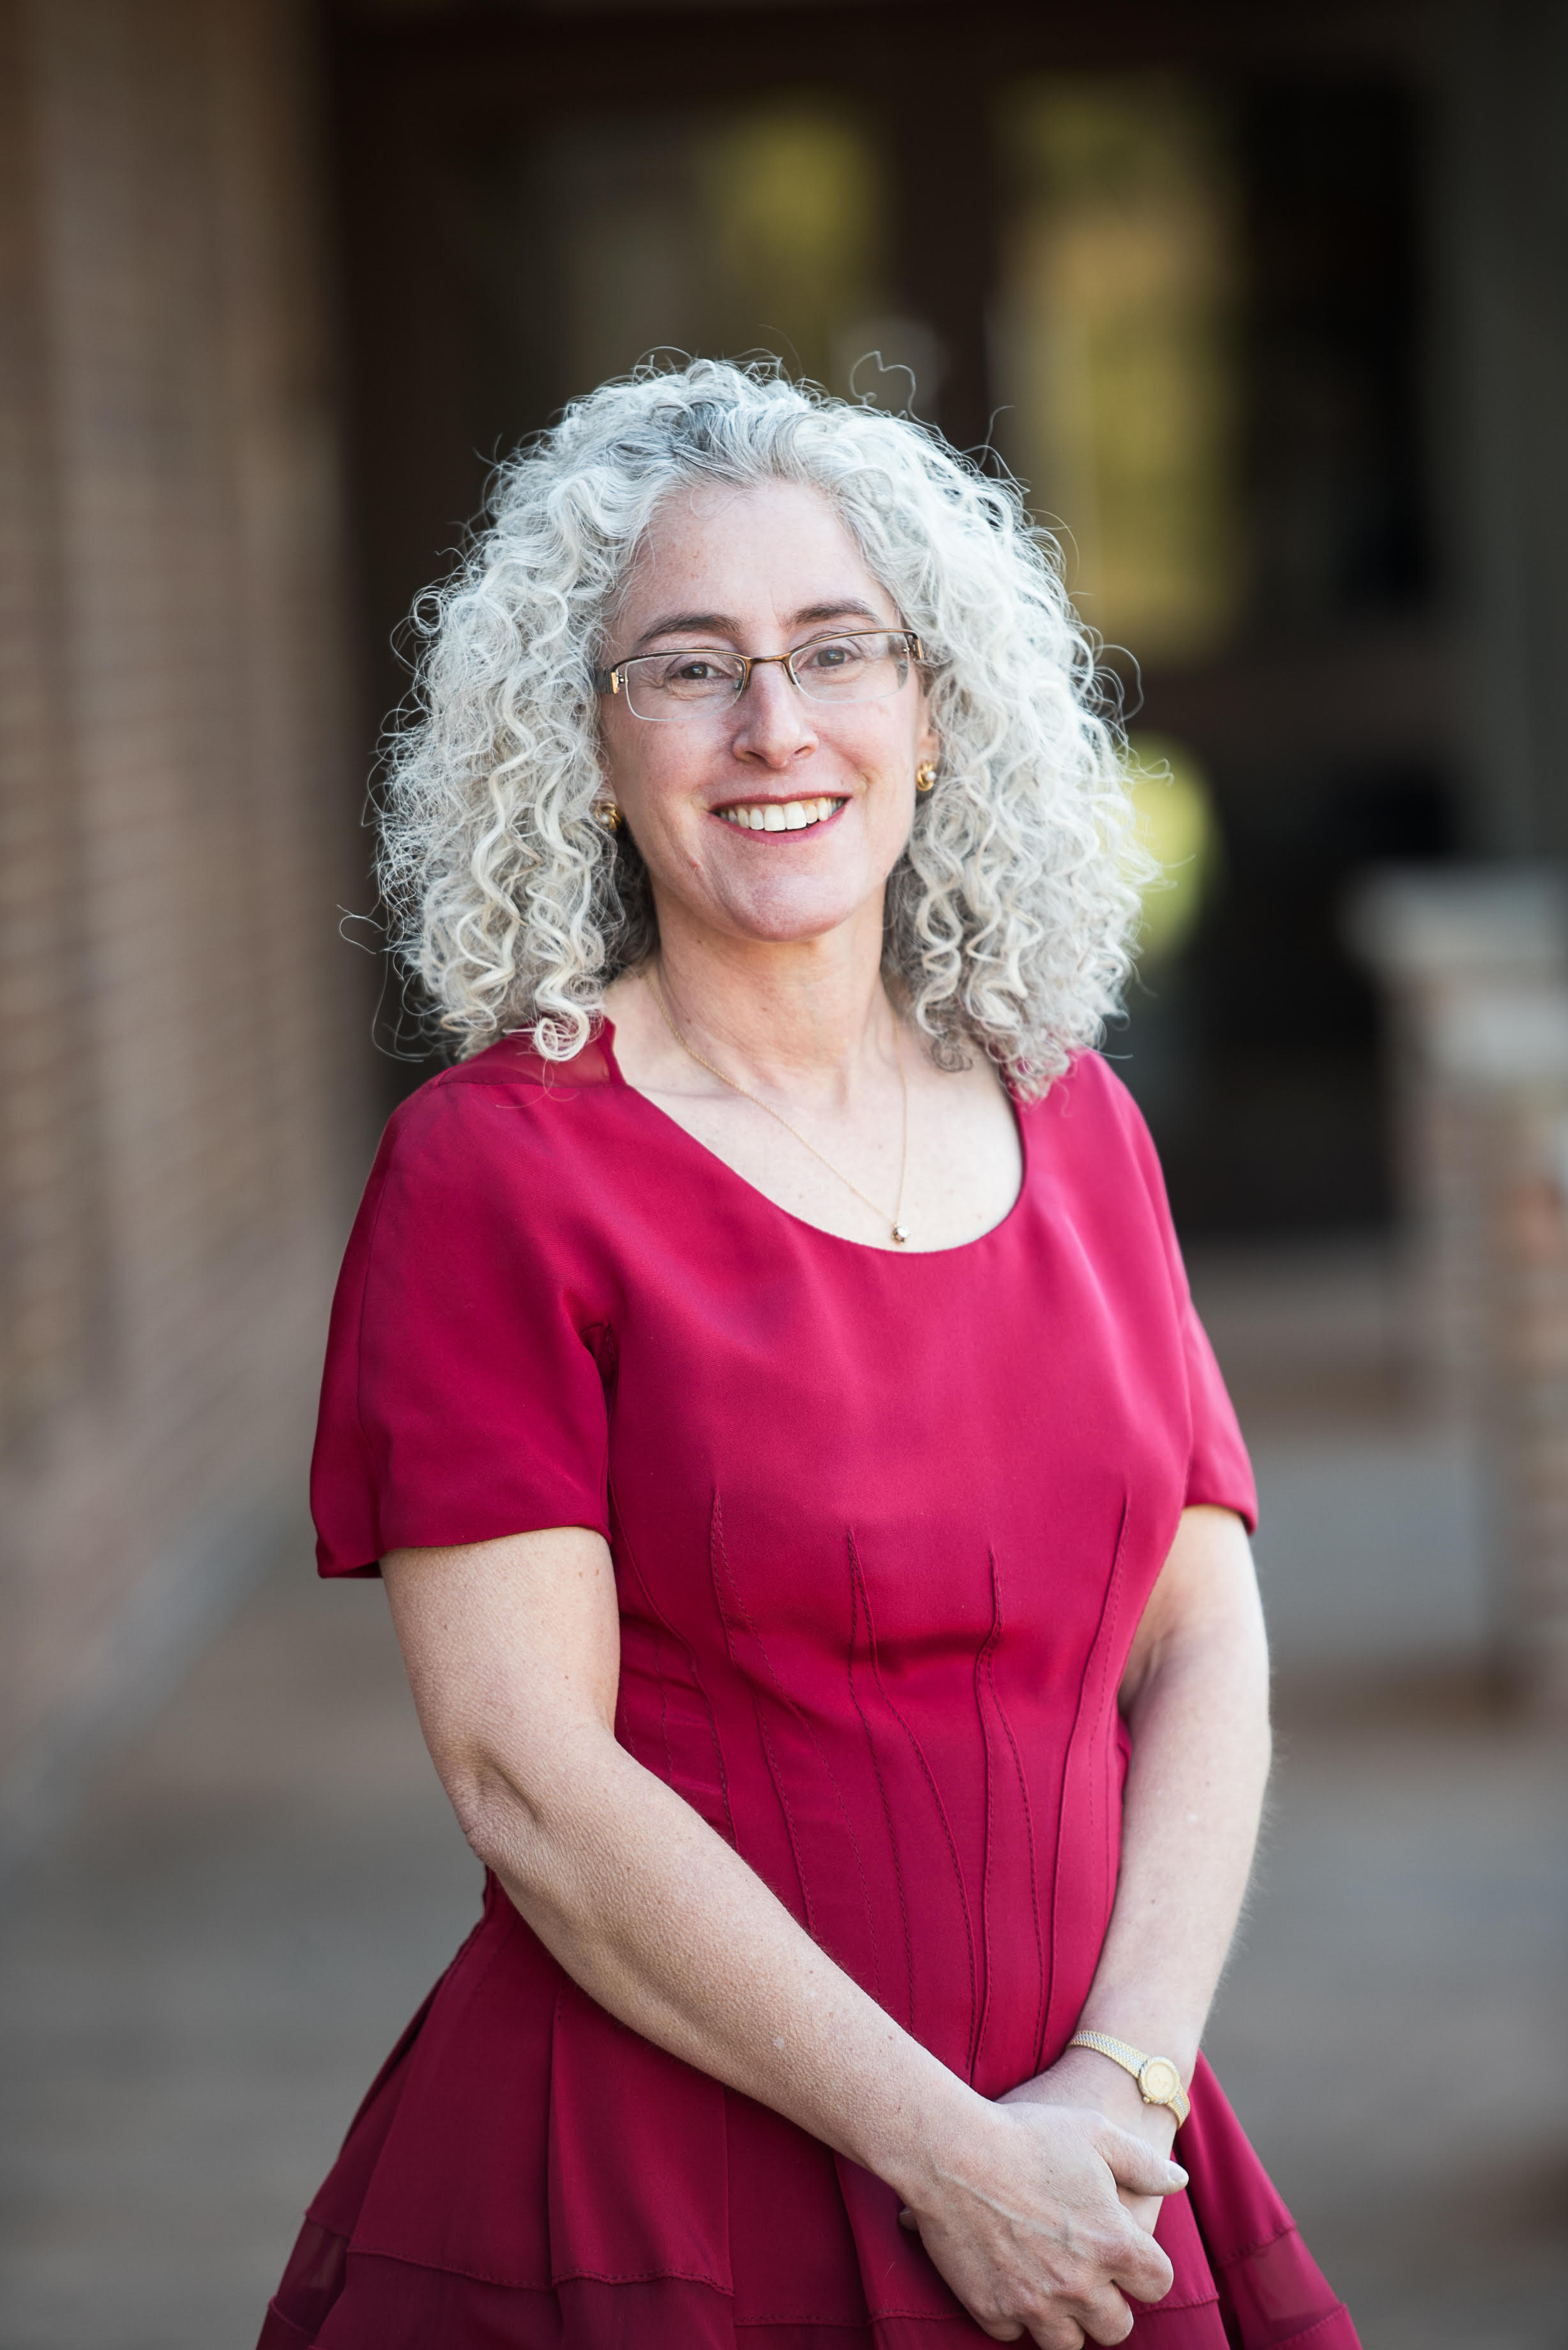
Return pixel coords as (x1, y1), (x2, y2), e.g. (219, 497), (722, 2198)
(729, 658), (817, 769)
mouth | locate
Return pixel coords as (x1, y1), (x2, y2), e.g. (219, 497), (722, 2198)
(714, 795), (847, 835)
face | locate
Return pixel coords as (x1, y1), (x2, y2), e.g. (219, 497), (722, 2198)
(599, 479), (936, 951)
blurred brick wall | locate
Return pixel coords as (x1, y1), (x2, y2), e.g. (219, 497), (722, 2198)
(0, 0), (370, 1849)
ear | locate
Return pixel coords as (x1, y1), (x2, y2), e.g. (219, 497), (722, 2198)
(916, 706), (940, 768)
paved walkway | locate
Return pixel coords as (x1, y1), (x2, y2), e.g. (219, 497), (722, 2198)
(2, 1245), (1565, 2349)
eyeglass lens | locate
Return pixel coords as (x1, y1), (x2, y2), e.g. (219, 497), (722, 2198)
(621, 632), (910, 723)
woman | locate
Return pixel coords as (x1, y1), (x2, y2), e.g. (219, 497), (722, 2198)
(260, 361), (1358, 2350)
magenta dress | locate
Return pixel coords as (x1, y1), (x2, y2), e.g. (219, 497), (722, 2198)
(260, 1027), (1358, 2350)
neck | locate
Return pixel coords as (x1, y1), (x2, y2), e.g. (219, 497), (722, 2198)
(650, 893), (897, 1100)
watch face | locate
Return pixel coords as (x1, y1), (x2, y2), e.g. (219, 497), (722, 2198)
(1140, 2058), (1181, 2106)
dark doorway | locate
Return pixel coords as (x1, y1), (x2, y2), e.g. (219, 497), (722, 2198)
(327, 2), (1450, 1235)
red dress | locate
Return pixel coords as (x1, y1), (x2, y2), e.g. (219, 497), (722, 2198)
(260, 1027), (1358, 2350)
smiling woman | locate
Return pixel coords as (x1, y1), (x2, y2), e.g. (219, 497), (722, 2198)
(379, 361), (1142, 1084)
(259, 361), (1361, 2350)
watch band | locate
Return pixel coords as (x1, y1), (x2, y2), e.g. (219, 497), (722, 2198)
(1068, 2030), (1191, 2128)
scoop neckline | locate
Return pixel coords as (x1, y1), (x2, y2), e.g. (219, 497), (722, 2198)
(594, 1015), (1032, 1262)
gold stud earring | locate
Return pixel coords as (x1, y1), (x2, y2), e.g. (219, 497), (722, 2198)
(592, 800), (622, 833)
(916, 761), (938, 793)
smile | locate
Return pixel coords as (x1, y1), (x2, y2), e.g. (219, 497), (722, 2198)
(717, 796), (845, 833)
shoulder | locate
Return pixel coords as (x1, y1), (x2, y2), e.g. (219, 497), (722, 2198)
(350, 1030), (624, 1267)
(1020, 1048), (1172, 1215)
(1018, 1047), (1145, 1145)
(381, 1027), (618, 1156)
(431, 1027), (617, 1096)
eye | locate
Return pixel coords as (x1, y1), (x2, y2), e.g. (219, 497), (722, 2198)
(799, 636), (868, 672)
(650, 649), (746, 695)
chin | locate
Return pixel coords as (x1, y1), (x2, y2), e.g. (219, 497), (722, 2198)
(708, 869), (879, 946)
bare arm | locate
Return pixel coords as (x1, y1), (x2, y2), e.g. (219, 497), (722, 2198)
(1001, 1506), (1272, 2212)
(384, 1529), (1185, 2347)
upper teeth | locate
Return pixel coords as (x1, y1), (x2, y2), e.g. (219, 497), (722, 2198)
(720, 797), (843, 832)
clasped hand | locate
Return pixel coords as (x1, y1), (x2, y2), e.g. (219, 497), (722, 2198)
(895, 2070), (1185, 2349)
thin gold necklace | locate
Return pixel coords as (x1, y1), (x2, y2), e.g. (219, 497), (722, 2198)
(647, 968), (912, 1246)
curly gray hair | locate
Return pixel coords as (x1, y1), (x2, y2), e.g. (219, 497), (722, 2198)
(381, 358), (1147, 1094)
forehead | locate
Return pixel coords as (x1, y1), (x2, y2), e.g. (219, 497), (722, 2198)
(617, 479), (888, 626)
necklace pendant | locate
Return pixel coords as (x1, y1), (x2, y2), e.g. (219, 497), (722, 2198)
(891, 1222), (910, 1246)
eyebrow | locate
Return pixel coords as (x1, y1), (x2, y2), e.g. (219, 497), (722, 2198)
(630, 598), (889, 651)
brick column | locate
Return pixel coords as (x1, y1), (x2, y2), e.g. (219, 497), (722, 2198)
(1428, 985), (1568, 1711)
(1345, 866), (1568, 1414)
(0, 0), (373, 1861)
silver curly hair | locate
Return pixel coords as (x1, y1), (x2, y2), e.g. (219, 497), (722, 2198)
(381, 358), (1149, 1095)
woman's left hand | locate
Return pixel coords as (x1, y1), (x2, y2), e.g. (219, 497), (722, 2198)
(999, 2049), (1179, 2238)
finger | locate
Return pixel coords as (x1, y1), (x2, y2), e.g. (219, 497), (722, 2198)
(1115, 2235), (1176, 2306)
(1115, 2188), (1163, 2225)
(1027, 2318), (1085, 2350)
(898, 2207), (917, 2231)
(1074, 2282), (1134, 2346)
(1095, 2125), (1188, 2201)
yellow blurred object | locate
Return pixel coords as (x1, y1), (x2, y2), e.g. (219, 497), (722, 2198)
(531, 101), (889, 414)
(1124, 733), (1221, 964)
(695, 107), (885, 390)
(996, 79), (1242, 667)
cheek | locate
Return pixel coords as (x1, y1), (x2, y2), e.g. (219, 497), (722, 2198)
(603, 729), (690, 820)
(862, 720), (921, 807)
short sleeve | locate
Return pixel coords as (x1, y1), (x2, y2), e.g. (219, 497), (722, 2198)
(310, 1080), (612, 1577)
(1097, 1062), (1258, 1532)
(1178, 1294), (1257, 1529)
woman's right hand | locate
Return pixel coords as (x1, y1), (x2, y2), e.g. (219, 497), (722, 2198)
(894, 2095), (1185, 2347)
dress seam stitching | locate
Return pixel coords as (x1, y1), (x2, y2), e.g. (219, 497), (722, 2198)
(984, 1547), (1048, 2070)
(845, 1530), (917, 2032)
(711, 1491), (884, 1999)
(1255, 2308), (1355, 2347)
(857, 1547), (979, 2061)
(1044, 1492), (1129, 2049)
(970, 1560), (1003, 2080)
(1214, 2217), (1303, 2268)
(343, 2244), (731, 2290)
(711, 1497), (819, 1940)
(615, 1496), (737, 1848)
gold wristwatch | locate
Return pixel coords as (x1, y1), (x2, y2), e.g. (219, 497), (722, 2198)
(1067, 2031), (1191, 2128)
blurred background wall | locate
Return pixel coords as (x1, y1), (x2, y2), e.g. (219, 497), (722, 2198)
(0, 0), (373, 1869)
(3, 3), (1568, 2341)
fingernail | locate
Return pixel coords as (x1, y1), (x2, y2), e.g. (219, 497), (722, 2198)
(1169, 2165), (1188, 2185)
